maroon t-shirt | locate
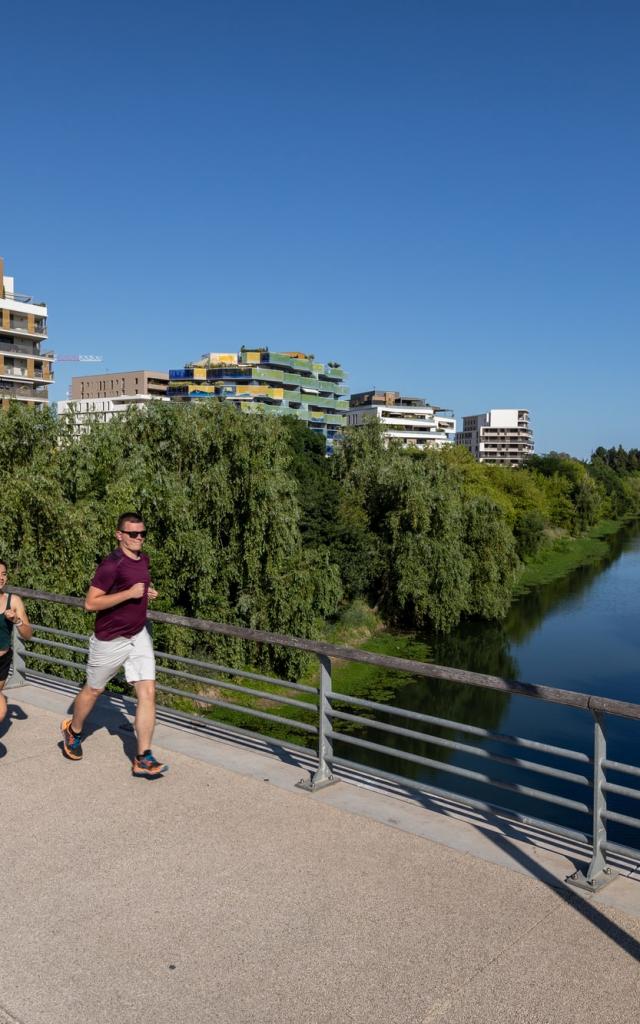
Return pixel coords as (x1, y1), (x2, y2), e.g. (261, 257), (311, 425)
(91, 549), (151, 640)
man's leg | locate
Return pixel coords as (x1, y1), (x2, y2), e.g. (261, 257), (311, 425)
(61, 636), (122, 759)
(70, 683), (104, 734)
(0, 685), (7, 723)
(61, 682), (105, 760)
(133, 679), (156, 755)
(131, 678), (168, 776)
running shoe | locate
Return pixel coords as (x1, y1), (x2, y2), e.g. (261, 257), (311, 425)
(60, 718), (83, 760)
(131, 752), (169, 778)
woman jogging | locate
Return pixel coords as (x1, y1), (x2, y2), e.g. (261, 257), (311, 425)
(0, 561), (33, 727)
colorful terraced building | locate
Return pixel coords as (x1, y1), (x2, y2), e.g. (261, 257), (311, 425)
(168, 348), (348, 452)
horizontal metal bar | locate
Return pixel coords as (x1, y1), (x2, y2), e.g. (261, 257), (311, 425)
(326, 731), (590, 814)
(602, 839), (640, 861)
(25, 668), (317, 757)
(155, 665), (316, 711)
(30, 624), (90, 642)
(330, 755), (592, 846)
(602, 809), (640, 830)
(24, 651), (86, 672)
(27, 637), (89, 655)
(156, 683), (318, 733)
(329, 692), (591, 763)
(155, 649), (317, 694)
(602, 781), (640, 801)
(603, 759), (640, 779)
(15, 586), (640, 720)
(329, 709), (590, 786)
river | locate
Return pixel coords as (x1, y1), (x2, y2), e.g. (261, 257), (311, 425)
(333, 522), (640, 849)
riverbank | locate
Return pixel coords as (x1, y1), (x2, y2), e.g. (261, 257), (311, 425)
(512, 518), (634, 596)
(154, 517), (638, 745)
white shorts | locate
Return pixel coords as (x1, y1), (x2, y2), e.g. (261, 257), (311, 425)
(86, 627), (156, 690)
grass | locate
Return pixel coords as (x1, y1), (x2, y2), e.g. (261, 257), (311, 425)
(513, 518), (625, 596)
(148, 607), (432, 749)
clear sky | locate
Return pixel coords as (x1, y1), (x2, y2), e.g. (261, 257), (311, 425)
(2, 0), (639, 457)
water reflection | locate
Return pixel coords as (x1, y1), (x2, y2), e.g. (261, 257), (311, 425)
(337, 521), (640, 850)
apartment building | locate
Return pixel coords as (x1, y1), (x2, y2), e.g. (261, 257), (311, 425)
(0, 257), (54, 409)
(348, 390), (456, 449)
(57, 393), (170, 434)
(456, 409), (534, 466)
(71, 370), (169, 400)
(169, 348), (348, 453)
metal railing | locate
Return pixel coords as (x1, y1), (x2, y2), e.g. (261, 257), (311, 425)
(0, 339), (52, 357)
(9, 587), (640, 891)
(2, 321), (47, 338)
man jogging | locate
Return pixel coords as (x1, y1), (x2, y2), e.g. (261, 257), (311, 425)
(61, 513), (168, 778)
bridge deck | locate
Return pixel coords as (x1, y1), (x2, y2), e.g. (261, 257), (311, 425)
(2, 683), (640, 1024)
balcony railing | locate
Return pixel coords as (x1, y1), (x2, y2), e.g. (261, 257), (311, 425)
(0, 366), (52, 382)
(0, 338), (52, 357)
(1, 320), (48, 338)
(9, 586), (640, 893)
(0, 385), (49, 401)
(2, 291), (46, 306)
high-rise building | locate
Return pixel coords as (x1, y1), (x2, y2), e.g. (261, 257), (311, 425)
(0, 257), (54, 409)
(71, 370), (169, 400)
(456, 409), (533, 466)
(168, 348), (348, 453)
(347, 390), (455, 449)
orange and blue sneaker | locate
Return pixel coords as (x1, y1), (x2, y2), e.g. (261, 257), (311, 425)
(60, 718), (83, 760)
(132, 751), (169, 778)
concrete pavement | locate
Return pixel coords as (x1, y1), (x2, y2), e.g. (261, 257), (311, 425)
(1, 682), (640, 1024)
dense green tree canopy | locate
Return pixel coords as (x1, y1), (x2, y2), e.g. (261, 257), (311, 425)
(0, 404), (637, 662)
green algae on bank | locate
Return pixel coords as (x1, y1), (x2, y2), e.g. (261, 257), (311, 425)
(513, 519), (630, 596)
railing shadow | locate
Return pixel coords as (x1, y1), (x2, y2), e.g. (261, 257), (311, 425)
(406, 784), (640, 962)
(466, 807), (640, 961)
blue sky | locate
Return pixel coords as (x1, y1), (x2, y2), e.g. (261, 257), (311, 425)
(2, 0), (639, 457)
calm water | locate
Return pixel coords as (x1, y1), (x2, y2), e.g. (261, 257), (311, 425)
(334, 523), (640, 848)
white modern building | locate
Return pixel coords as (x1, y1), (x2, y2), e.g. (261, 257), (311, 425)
(347, 390), (456, 449)
(0, 257), (54, 409)
(57, 393), (169, 433)
(456, 409), (533, 466)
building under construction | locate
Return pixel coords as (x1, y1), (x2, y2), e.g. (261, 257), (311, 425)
(0, 257), (54, 409)
(169, 348), (348, 452)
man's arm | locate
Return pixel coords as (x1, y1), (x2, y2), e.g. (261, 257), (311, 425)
(84, 582), (145, 612)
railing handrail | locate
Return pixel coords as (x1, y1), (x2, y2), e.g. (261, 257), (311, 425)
(12, 586), (640, 722)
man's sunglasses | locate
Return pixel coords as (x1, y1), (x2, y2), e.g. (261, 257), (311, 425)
(120, 530), (147, 538)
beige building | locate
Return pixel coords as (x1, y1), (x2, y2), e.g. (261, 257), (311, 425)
(456, 409), (534, 466)
(0, 257), (54, 409)
(71, 370), (169, 400)
(348, 390), (456, 449)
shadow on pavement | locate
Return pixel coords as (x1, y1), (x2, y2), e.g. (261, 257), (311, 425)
(430, 795), (640, 963)
(59, 692), (168, 781)
(0, 702), (28, 756)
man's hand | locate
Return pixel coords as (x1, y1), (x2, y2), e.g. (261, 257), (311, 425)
(4, 607), (19, 623)
(128, 582), (146, 600)
(148, 585), (159, 601)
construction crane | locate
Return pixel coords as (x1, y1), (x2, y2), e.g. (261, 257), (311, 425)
(54, 354), (103, 363)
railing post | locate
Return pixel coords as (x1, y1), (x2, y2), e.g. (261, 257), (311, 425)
(297, 653), (338, 791)
(566, 711), (617, 892)
(5, 628), (27, 689)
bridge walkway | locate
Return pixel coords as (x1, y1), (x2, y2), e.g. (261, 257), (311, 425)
(1, 683), (640, 1024)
